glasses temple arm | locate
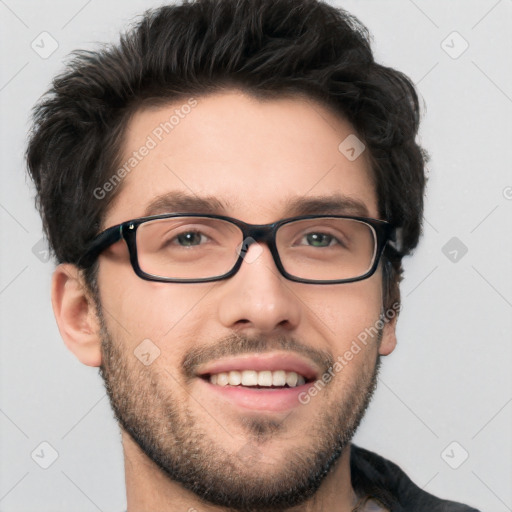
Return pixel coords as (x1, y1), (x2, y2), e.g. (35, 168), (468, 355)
(77, 224), (124, 268)
(385, 226), (404, 256)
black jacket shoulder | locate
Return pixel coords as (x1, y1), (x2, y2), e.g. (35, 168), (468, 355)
(350, 444), (481, 512)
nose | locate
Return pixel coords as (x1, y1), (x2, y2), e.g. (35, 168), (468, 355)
(216, 242), (302, 333)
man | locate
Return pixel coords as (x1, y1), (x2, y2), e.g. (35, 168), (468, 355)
(26, 0), (480, 510)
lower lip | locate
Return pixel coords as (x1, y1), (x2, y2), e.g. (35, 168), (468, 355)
(197, 377), (312, 412)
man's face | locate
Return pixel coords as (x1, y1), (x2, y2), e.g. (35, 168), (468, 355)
(94, 90), (395, 509)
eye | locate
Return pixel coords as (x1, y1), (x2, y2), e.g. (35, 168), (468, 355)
(173, 231), (208, 247)
(300, 232), (339, 247)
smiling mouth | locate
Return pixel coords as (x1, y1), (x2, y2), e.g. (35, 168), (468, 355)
(200, 369), (314, 389)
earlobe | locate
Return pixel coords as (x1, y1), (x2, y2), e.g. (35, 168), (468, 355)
(378, 315), (397, 356)
(51, 263), (102, 367)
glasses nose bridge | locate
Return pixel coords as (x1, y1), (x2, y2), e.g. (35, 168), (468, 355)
(239, 223), (280, 261)
(241, 219), (280, 250)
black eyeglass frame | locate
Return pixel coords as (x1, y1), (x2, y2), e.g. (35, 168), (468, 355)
(78, 213), (398, 284)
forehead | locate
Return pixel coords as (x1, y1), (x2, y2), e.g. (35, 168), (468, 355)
(103, 90), (378, 226)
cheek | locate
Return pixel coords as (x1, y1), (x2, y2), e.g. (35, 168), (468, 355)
(99, 261), (219, 346)
(300, 275), (383, 352)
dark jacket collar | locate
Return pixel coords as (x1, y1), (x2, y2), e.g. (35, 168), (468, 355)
(350, 444), (481, 511)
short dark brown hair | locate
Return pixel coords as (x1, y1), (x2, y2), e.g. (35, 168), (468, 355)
(26, 0), (428, 310)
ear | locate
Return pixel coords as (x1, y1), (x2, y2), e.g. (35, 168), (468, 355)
(51, 263), (102, 367)
(378, 314), (397, 356)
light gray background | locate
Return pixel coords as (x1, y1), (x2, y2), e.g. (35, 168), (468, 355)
(1, 1), (511, 511)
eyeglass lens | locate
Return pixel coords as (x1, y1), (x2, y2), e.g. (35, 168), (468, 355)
(135, 216), (377, 281)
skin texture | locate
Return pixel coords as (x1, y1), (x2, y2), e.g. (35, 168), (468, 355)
(51, 90), (397, 511)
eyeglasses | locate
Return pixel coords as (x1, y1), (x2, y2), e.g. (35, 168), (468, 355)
(79, 213), (397, 284)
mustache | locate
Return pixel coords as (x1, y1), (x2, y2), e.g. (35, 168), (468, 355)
(181, 333), (335, 380)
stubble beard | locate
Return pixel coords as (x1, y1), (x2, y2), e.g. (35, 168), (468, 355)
(96, 304), (381, 512)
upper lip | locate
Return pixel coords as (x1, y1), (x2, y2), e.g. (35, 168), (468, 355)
(195, 352), (320, 381)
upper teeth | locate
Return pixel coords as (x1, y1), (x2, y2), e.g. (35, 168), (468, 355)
(209, 370), (306, 387)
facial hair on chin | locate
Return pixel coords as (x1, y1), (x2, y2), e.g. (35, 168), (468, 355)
(96, 303), (382, 512)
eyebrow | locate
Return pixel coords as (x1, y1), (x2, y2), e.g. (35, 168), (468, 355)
(144, 191), (230, 217)
(283, 194), (370, 217)
(143, 191), (370, 218)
